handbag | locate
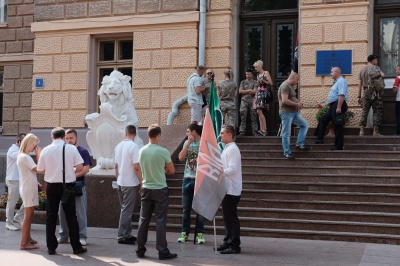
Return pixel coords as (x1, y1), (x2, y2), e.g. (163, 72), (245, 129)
(61, 143), (76, 204)
(333, 113), (345, 126)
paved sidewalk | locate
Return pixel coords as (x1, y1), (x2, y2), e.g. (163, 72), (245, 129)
(0, 221), (399, 265)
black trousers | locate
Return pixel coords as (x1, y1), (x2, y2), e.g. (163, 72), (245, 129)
(316, 100), (348, 150)
(221, 194), (241, 249)
(46, 183), (81, 251)
(137, 187), (169, 255)
(395, 101), (400, 135)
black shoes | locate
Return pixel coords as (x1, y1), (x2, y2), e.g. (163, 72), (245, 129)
(118, 235), (136, 244)
(283, 154), (295, 159)
(48, 250), (56, 255)
(296, 145), (311, 151)
(73, 247), (88, 254)
(159, 252), (178, 260)
(136, 251), (145, 258)
(314, 139), (323, 144)
(220, 247), (241, 254)
(214, 243), (229, 251)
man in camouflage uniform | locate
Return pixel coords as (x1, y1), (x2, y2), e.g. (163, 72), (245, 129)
(239, 70), (258, 136)
(358, 55), (385, 136)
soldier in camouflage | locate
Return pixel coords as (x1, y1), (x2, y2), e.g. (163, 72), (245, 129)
(357, 55), (385, 136)
(202, 69), (215, 107)
(218, 69), (237, 126)
(239, 69), (258, 136)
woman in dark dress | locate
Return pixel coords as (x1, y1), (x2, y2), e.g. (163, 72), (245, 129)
(253, 60), (274, 136)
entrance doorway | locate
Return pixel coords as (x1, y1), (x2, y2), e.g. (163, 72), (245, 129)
(239, 0), (298, 135)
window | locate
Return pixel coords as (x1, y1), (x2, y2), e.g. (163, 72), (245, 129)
(0, 0), (6, 23)
(242, 0), (297, 13)
(97, 38), (133, 109)
(380, 17), (400, 77)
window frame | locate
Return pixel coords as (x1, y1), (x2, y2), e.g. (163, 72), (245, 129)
(0, 0), (7, 24)
(95, 38), (133, 111)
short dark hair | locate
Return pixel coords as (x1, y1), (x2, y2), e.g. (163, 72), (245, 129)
(222, 125), (235, 138)
(187, 123), (202, 136)
(196, 65), (205, 71)
(17, 133), (26, 140)
(65, 128), (77, 137)
(246, 68), (253, 73)
(125, 125), (137, 135)
(52, 127), (65, 139)
(148, 124), (161, 139)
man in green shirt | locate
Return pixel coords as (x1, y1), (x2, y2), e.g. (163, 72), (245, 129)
(136, 124), (177, 260)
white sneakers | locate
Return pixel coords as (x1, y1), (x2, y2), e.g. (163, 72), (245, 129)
(57, 237), (87, 246)
(5, 224), (19, 231)
(80, 239), (87, 246)
(13, 219), (23, 227)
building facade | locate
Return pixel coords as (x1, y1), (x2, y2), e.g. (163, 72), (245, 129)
(0, 0), (399, 135)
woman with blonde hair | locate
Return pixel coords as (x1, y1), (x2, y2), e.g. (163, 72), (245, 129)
(17, 133), (42, 250)
(217, 69), (237, 126)
(253, 60), (274, 136)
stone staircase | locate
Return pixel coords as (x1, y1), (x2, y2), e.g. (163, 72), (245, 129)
(140, 135), (400, 244)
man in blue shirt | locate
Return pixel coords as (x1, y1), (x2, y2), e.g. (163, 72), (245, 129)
(315, 67), (349, 150)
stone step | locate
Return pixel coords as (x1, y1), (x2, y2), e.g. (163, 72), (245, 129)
(167, 205), (400, 224)
(240, 150), (400, 159)
(237, 143), (400, 151)
(166, 179), (400, 193)
(241, 165), (400, 175)
(163, 214), (400, 236)
(168, 187), (400, 203)
(167, 173), (400, 184)
(167, 196), (400, 213)
(236, 136), (400, 145)
(241, 158), (400, 167)
(133, 222), (400, 244)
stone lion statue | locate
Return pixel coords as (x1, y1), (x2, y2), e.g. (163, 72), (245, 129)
(98, 70), (139, 128)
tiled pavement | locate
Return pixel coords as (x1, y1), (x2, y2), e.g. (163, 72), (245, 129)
(0, 221), (400, 265)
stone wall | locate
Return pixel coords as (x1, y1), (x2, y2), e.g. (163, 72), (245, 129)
(299, 0), (370, 127)
(30, 0), (234, 128)
(1, 0), (35, 135)
(34, 0), (199, 22)
(31, 35), (89, 128)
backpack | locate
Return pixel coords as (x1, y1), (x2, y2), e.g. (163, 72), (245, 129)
(368, 65), (385, 92)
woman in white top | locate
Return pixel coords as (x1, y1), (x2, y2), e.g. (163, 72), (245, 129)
(17, 133), (42, 250)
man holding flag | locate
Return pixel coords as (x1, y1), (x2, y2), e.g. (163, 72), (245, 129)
(216, 125), (242, 254)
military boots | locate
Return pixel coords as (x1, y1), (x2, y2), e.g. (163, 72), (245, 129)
(373, 125), (383, 136)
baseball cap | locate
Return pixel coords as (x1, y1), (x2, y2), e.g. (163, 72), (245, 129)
(367, 54), (379, 62)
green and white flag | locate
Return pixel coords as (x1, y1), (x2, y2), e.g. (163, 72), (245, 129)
(208, 81), (224, 149)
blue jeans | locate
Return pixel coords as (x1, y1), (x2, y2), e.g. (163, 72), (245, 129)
(279, 112), (309, 155)
(182, 178), (204, 235)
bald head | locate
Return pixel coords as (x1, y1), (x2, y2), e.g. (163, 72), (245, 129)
(287, 72), (299, 85)
(331, 67), (342, 80)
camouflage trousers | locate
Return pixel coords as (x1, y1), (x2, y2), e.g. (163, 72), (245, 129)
(220, 100), (236, 126)
(239, 100), (258, 133)
(359, 87), (383, 127)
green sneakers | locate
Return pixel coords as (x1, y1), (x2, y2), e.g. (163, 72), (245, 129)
(177, 232), (188, 243)
(196, 233), (205, 244)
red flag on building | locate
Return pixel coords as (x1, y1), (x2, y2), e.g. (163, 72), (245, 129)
(192, 107), (227, 221)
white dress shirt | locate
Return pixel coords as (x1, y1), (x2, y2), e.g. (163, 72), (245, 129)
(221, 142), (242, 196)
(37, 139), (83, 183)
(114, 139), (140, 187)
(6, 144), (20, 181)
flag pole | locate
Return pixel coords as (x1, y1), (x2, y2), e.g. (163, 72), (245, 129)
(213, 217), (217, 255)
(193, 213), (198, 244)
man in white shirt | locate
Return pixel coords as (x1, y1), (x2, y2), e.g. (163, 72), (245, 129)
(37, 127), (86, 255)
(216, 125), (242, 254)
(187, 65), (209, 124)
(114, 125), (142, 245)
(5, 133), (26, 231)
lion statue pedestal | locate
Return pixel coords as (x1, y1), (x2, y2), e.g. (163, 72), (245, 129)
(85, 70), (143, 175)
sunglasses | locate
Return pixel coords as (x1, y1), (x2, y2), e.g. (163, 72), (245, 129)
(206, 72), (213, 75)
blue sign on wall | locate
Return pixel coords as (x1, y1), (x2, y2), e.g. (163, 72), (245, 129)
(316, 50), (352, 76)
(35, 78), (44, 88)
